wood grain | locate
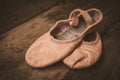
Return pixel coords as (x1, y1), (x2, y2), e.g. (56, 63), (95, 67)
(0, 0), (120, 80)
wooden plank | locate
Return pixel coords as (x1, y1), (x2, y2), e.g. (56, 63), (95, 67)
(0, 0), (63, 35)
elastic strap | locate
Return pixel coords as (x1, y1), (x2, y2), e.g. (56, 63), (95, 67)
(69, 9), (93, 26)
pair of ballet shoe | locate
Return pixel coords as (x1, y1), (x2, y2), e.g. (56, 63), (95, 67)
(25, 8), (103, 69)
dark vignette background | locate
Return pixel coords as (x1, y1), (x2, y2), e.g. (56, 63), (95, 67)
(0, 0), (120, 80)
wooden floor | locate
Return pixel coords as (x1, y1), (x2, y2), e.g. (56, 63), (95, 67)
(0, 0), (63, 35)
(0, 0), (120, 80)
